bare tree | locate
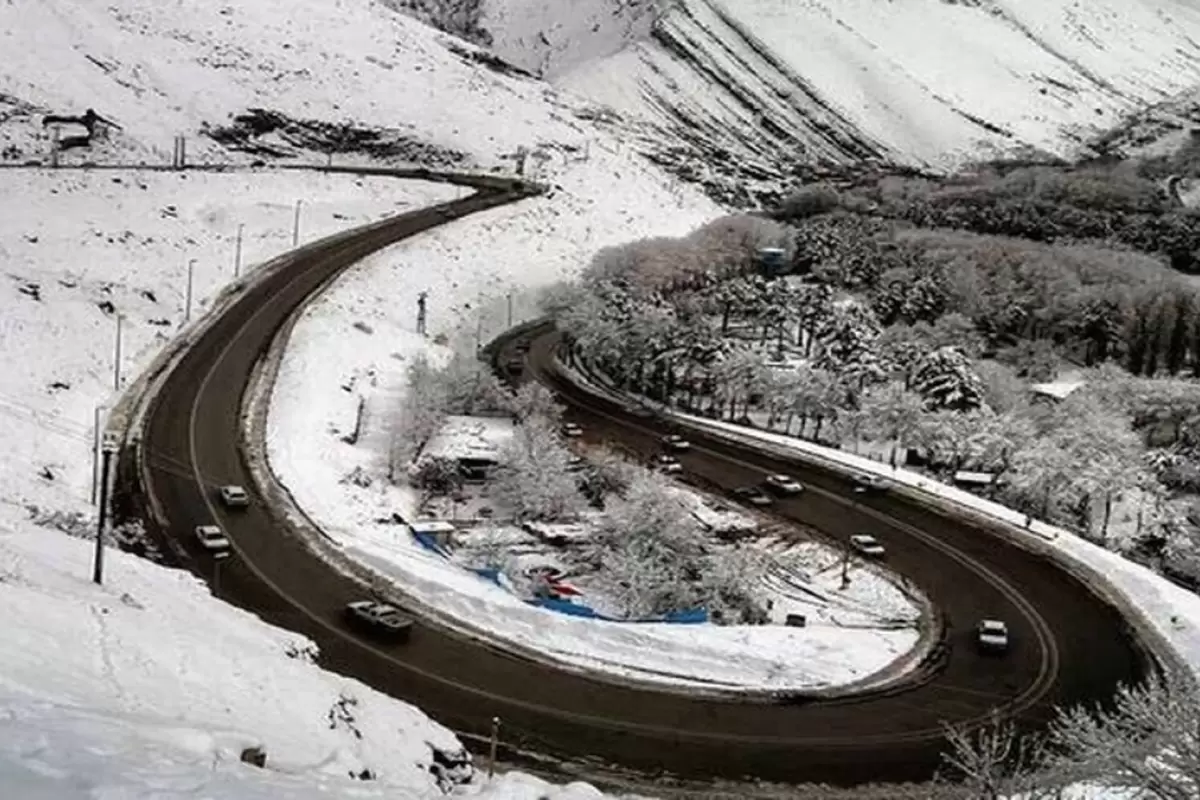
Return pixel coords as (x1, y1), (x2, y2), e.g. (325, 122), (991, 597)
(939, 712), (1057, 799)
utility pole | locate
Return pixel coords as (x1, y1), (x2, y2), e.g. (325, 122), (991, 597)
(93, 432), (119, 585)
(112, 313), (123, 391)
(90, 405), (104, 505)
(840, 547), (851, 590)
(506, 292), (513, 328)
(184, 258), (196, 322)
(213, 550), (230, 597)
(416, 291), (428, 337)
(487, 717), (501, 778)
(292, 200), (303, 247)
(234, 223), (244, 278)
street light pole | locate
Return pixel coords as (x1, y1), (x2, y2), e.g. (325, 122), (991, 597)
(292, 200), (303, 247)
(234, 223), (244, 278)
(185, 258), (196, 322)
(112, 313), (123, 391)
(213, 550), (230, 597)
(487, 716), (501, 778)
(840, 546), (851, 590)
(93, 432), (119, 585)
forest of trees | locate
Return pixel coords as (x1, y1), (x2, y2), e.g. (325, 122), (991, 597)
(553, 158), (1200, 583)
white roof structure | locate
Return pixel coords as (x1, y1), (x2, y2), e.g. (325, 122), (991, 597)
(1029, 379), (1086, 401)
(421, 415), (515, 463)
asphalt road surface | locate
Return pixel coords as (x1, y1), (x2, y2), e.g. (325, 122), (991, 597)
(137, 184), (1148, 792)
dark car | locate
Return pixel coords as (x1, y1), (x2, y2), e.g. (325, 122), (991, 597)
(730, 486), (773, 507)
(976, 619), (1010, 654)
(344, 600), (414, 642)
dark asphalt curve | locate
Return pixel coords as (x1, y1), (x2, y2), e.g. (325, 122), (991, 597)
(138, 179), (1146, 792)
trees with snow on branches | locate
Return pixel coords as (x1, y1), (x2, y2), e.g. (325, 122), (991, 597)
(910, 346), (986, 411)
(492, 416), (583, 522)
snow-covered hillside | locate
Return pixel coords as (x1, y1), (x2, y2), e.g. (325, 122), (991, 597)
(407, 0), (1200, 185)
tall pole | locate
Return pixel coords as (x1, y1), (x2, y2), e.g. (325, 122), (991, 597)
(234, 223), (244, 278)
(506, 292), (513, 328)
(112, 313), (123, 391)
(185, 258), (196, 322)
(90, 405), (102, 506)
(213, 551), (229, 597)
(292, 200), (302, 247)
(840, 547), (851, 590)
(93, 434), (118, 585)
(488, 717), (500, 778)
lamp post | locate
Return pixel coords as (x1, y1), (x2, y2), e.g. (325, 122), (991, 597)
(93, 432), (120, 585)
(292, 200), (303, 247)
(213, 550), (231, 597)
(184, 258), (196, 322)
(234, 223), (244, 278)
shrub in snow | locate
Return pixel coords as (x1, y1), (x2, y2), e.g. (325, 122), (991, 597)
(791, 212), (894, 288)
(910, 346), (986, 412)
(774, 184), (842, 221)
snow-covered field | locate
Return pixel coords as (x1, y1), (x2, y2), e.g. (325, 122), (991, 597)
(265, 177), (920, 693)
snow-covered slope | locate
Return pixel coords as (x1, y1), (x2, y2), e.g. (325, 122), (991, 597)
(430, 0), (1200, 180)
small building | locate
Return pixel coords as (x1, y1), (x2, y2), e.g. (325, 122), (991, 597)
(421, 414), (515, 480)
(1029, 374), (1086, 404)
(757, 247), (789, 278)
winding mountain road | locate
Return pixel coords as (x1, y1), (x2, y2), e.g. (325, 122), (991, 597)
(133, 175), (1149, 791)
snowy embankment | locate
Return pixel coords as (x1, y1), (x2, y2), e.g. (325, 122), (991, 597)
(264, 151), (921, 694)
(0, 169), (608, 798)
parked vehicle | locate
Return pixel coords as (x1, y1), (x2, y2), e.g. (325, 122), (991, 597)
(561, 422), (583, 438)
(662, 434), (691, 453)
(976, 619), (1010, 654)
(851, 473), (889, 494)
(218, 485), (250, 508)
(194, 524), (230, 552)
(654, 454), (683, 474)
(730, 486), (773, 507)
(849, 533), (885, 558)
(344, 600), (414, 642)
(763, 473), (804, 495)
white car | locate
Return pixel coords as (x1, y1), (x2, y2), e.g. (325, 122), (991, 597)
(976, 619), (1010, 654)
(764, 474), (804, 495)
(561, 422), (584, 438)
(194, 524), (231, 552)
(662, 434), (691, 453)
(654, 454), (683, 474)
(218, 485), (250, 508)
(344, 600), (414, 641)
(850, 533), (886, 558)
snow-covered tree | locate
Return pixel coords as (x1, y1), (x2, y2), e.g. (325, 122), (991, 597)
(813, 300), (885, 392)
(910, 346), (986, 411)
(492, 416), (583, 522)
(857, 383), (927, 466)
(1050, 674), (1200, 800)
(939, 712), (1053, 800)
(502, 381), (563, 426)
(701, 546), (769, 625)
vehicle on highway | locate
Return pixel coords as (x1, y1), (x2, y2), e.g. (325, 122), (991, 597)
(561, 422), (583, 438)
(344, 600), (414, 642)
(730, 486), (773, 507)
(764, 473), (804, 495)
(566, 454), (586, 472)
(194, 524), (231, 552)
(654, 454), (683, 474)
(976, 619), (1010, 654)
(218, 484), (250, 508)
(851, 473), (889, 494)
(849, 533), (886, 558)
(662, 434), (691, 453)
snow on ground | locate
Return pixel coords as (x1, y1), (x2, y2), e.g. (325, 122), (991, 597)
(0, 170), (624, 798)
(0, 518), (608, 799)
(670, 412), (1200, 679)
(265, 183), (920, 693)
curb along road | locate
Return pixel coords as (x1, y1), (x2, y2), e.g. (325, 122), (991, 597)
(129, 169), (1147, 791)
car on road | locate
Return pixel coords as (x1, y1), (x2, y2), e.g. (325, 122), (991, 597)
(344, 600), (414, 642)
(849, 533), (886, 558)
(730, 486), (773, 507)
(566, 454), (586, 472)
(976, 619), (1010, 654)
(763, 474), (804, 495)
(654, 454), (683, 474)
(662, 434), (691, 453)
(851, 473), (889, 494)
(194, 524), (231, 552)
(218, 485), (250, 508)
(561, 422), (583, 438)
